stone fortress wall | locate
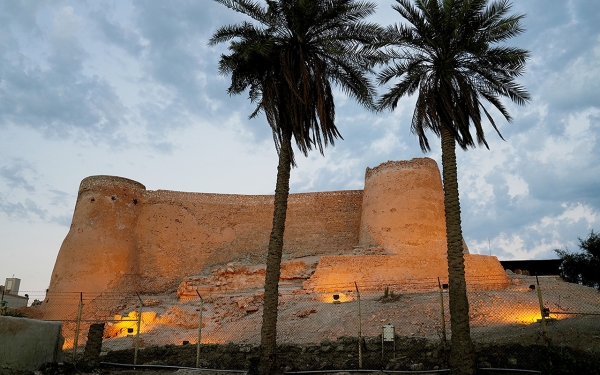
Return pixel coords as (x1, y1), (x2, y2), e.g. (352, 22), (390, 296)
(44, 157), (508, 319)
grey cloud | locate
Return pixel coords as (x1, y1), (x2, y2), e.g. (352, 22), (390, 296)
(128, 0), (276, 142)
(0, 65), (128, 140)
(498, 3), (600, 139)
(0, 197), (47, 220)
(49, 189), (71, 207)
(0, 1), (46, 35)
(0, 159), (37, 192)
(23, 198), (46, 219)
(51, 213), (72, 227)
(89, 10), (144, 56)
(0, 6), (129, 143)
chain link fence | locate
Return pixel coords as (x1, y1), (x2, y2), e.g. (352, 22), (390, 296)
(10, 274), (600, 372)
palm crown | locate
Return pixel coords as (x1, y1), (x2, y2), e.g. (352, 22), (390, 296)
(378, 0), (530, 152)
(209, 0), (384, 165)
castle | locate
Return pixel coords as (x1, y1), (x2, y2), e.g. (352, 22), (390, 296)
(43, 158), (508, 319)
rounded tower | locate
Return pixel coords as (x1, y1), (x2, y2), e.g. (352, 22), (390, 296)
(44, 176), (145, 318)
(359, 158), (448, 260)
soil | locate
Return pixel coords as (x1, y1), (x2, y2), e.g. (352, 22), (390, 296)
(34, 274), (600, 374)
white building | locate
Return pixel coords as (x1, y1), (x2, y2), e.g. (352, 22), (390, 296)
(1, 278), (29, 309)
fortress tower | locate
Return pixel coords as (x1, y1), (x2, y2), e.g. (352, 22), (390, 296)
(48, 176), (146, 295)
(359, 158), (449, 258)
(42, 158), (508, 319)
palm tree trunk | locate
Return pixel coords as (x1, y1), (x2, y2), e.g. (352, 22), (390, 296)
(440, 126), (475, 375)
(259, 133), (292, 375)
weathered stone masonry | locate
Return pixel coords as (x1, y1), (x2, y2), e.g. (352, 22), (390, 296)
(44, 158), (508, 319)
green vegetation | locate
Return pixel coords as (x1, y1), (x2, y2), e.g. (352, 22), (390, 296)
(378, 1), (530, 373)
(210, 1), (383, 373)
(555, 229), (600, 290)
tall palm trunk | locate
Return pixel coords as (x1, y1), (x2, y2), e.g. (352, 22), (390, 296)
(440, 126), (475, 375)
(259, 133), (293, 375)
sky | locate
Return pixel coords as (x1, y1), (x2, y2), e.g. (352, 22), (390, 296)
(1, 0), (599, 293)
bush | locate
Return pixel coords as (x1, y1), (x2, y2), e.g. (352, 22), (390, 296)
(555, 229), (600, 290)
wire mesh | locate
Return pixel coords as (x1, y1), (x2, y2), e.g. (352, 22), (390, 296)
(15, 274), (600, 370)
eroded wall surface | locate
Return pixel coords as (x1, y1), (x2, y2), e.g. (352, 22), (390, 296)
(44, 157), (508, 320)
(47, 176), (363, 298)
(359, 158), (450, 259)
(135, 190), (362, 291)
(303, 254), (509, 292)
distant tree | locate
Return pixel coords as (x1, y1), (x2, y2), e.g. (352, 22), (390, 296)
(210, 1), (383, 373)
(377, 0), (530, 374)
(556, 230), (600, 289)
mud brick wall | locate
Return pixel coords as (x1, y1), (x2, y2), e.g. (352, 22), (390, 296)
(136, 189), (363, 291)
(47, 175), (363, 302)
(360, 158), (449, 258)
(43, 157), (509, 321)
(303, 254), (510, 293)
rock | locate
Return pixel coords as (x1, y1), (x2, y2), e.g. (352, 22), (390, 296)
(508, 357), (518, 366)
(410, 363), (424, 371)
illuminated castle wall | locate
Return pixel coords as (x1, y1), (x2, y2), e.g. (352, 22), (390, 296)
(46, 158), (508, 308)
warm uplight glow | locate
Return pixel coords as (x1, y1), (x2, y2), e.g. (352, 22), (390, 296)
(105, 311), (158, 338)
(496, 309), (563, 325)
(318, 292), (355, 303)
(63, 337), (75, 350)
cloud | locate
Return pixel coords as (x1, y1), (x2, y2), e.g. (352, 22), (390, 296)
(48, 189), (70, 207)
(0, 5), (130, 144)
(51, 213), (72, 227)
(0, 196), (47, 221)
(89, 9), (144, 56)
(0, 158), (37, 192)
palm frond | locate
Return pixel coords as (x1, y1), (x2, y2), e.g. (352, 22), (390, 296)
(380, 0), (529, 150)
(212, 0), (384, 165)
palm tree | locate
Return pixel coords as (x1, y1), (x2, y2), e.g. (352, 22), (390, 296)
(210, 1), (383, 373)
(377, 1), (529, 374)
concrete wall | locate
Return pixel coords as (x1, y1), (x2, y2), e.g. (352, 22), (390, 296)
(0, 317), (63, 374)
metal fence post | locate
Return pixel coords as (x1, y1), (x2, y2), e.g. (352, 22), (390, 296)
(72, 292), (83, 362)
(354, 282), (362, 369)
(535, 275), (551, 347)
(196, 289), (203, 368)
(134, 293), (143, 366)
(438, 278), (447, 346)
(0, 289), (5, 315)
